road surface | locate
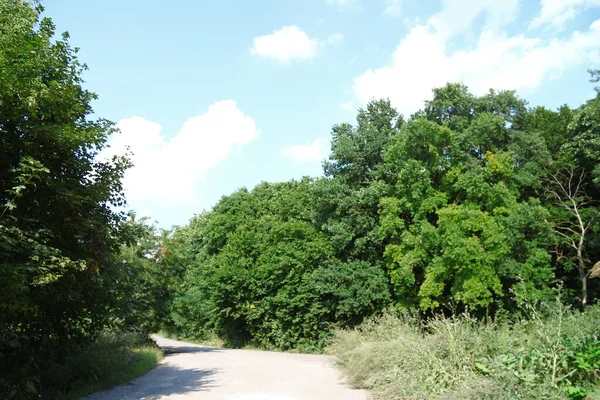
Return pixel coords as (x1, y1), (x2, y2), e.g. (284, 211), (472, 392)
(84, 335), (367, 400)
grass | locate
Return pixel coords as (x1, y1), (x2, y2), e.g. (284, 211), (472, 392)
(328, 299), (600, 400)
(158, 329), (225, 348)
(62, 345), (162, 400)
(41, 332), (163, 400)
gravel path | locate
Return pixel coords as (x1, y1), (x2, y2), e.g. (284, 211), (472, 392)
(84, 335), (367, 400)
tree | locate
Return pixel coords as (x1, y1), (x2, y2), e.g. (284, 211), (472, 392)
(545, 167), (599, 307)
(0, 1), (133, 394)
(379, 85), (557, 312)
(543, 87), (600, 307)
(323, 99), (402, 186)
(164, 180), (392, 350)
(590, 69), (600, 93)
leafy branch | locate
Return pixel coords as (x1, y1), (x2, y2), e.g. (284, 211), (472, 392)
(1, 156), (49, 219)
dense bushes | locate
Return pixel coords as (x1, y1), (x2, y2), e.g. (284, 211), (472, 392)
(329, 296), (600, 399)
(164, 181), (391, 351)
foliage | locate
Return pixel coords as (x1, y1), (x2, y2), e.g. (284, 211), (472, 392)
(116, 214), (187, 334)
(378, 83), (600, 312)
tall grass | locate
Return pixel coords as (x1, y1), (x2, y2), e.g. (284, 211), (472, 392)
(328, 299), (600, 399)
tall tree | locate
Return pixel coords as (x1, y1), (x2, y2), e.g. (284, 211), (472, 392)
(0, 1), (133, 393)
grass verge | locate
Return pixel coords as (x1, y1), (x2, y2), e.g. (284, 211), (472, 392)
(41, 332), (162, 399)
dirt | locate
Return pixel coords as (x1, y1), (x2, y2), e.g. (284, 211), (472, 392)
(84, 335), (367, 400)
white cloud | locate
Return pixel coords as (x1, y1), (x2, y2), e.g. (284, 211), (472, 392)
(326, 33), (344, 44)
(327, 0), (360, 11)
(251, 26), (342, 63)
(99, 100), (260, 207)
(353, 0), (600, 116)
(531, 0), (600, 30)
(384, 0), (403, 17)
(282, 138), (329, 163)
(338, 101), (354, 110)
(428, 0), (520, 39)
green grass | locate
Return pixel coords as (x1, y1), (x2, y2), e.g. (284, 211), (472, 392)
(328, 299), (600, 400)
(39, 332), (163, 400)
(62, 345), (162, 400)
(158, 329), (225, 348)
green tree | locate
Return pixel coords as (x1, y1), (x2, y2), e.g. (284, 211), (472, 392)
(324, 99), (402, 186)
(0, 1), (137, 394)
(380, 85), (557, 312)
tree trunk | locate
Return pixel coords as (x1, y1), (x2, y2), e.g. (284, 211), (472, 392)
(579, 254), (588, 308)
(578, 236), (587, 308)
(581, 272), (588, 308)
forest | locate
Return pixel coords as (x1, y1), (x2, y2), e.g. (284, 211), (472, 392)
(2, 1), (600, 399)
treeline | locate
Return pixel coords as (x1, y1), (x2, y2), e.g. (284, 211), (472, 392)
(0, 2), (171, 397)
(161, 78), (600, 350)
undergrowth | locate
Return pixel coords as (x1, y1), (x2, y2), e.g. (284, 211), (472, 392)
(328, 297), (600, 399)
(27, 332), (162, 400)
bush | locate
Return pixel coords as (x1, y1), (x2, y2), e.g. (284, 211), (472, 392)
(328, 299), (600, 399)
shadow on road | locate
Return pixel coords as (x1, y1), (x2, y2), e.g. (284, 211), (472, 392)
(162, 345), (223, 355)
(84, 364), (220, 399)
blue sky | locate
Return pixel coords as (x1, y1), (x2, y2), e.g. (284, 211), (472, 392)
(43, 0), (600, 227)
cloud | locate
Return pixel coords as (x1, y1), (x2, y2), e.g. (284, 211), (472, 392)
(251, 26), (343, 63)
(282, 138), (329, 163)
(428, 0), (520, 39)
(326, 0), (360, 11)
(353, 0), (600, 116)
(384, 0), (403, 17)
(338, 101), (354, 110)
(530, 0), (600, 30)
(326, 33), (344, 44)
(99, 100), (260, 207)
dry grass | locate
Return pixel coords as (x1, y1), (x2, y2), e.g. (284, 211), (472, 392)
(328, 302), (600, 400)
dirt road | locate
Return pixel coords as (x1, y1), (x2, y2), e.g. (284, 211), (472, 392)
(84, 335), (367, 400)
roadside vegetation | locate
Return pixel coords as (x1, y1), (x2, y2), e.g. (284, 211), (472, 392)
(41, 333), (162, 400)
(329, 294), (600, 399)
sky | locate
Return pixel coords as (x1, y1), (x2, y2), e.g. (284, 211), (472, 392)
(42, 0), (600, 228)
